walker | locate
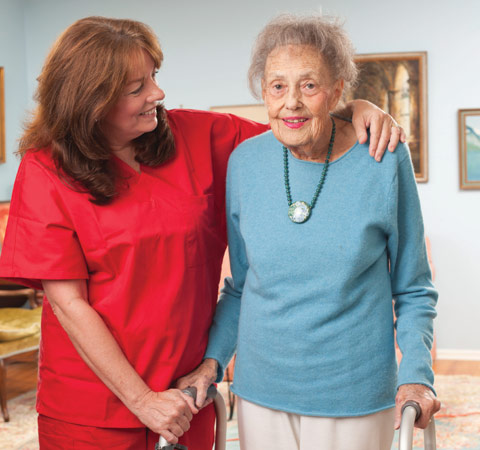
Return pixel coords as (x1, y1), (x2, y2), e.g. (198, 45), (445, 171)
(156, 385), (227, 450)
(399, 401), (437, 450)
(156, 389), (435, 449)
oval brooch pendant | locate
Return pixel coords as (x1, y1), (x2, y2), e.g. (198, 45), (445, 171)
(288, 201), (311, 223)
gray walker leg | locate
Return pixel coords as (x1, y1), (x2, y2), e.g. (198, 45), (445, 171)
(212, 389), (227, 450)
(399, 401), (436, 450)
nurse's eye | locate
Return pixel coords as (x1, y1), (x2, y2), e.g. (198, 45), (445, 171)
(129, 84), (143, 95)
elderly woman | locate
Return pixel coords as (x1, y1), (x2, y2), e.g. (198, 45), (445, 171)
(0, 16), (402, 450)
(179, 14), (440, 450)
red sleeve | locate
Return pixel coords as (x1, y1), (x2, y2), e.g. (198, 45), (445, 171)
(0, 152), (88, 290)
(209, 112), (268, 215)
(210, 112), (268, 183)
(166, 108), (268, 225)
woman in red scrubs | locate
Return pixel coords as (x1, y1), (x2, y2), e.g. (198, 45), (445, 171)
(0, 16), (403, 449)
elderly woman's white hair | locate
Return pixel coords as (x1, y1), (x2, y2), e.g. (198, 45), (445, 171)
(248, 13), (358, 100)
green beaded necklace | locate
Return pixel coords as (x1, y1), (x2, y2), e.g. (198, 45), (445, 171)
(284, 117), (336, 224)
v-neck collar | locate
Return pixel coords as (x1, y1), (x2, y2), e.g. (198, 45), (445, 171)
(111, 154), (142, 176)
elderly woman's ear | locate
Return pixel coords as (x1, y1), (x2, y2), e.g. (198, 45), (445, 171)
(260, 79), (267, 103)
(328, 79), (344, 112)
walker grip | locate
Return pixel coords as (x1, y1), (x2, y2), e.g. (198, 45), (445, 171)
(401, 400), (422, 420)
(156, 385), (220, 450)
(399, 400), (436, 450)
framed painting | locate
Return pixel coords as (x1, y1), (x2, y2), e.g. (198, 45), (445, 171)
(210, 103), (268, 123)
(345, 52), (428, 182)
(0, 67), (5, 164)
(458, 109), (480, 189)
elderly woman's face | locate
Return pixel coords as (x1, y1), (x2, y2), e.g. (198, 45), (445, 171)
(102, 50), (165, 148)
(262, 45), (343, 156)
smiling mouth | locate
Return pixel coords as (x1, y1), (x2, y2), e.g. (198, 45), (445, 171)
(282, 117), (309, 129)
(283, 118), (308, 123)
(140, 107), (157, 116)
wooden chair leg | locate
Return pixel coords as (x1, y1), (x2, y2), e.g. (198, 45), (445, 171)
(0, 359), (10, 422)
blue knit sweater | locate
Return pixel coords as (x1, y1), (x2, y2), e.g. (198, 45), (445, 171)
(205, 130), (438, 417)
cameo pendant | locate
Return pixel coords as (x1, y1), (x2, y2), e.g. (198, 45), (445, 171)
(288, 201), (311, 223)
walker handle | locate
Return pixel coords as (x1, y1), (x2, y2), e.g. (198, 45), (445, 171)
(156, 385), (226, 450)
(399, 401), (437, 450)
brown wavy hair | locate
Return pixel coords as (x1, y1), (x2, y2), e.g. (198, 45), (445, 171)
(19, 16), (175, 204)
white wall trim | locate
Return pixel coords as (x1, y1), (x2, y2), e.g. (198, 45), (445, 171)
(436, 349), (480, 361)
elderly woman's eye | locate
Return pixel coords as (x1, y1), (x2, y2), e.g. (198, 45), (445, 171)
(305, 83), (316, 90)
(271, 84), (284, 93)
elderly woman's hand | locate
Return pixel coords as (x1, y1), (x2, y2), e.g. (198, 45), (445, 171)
(175, 358), (219, 408)
(394, 384), (441, 430)
(348, 99), (407, 161)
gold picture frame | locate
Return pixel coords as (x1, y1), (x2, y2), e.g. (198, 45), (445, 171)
(0, 68), (5, 164)
(346, 52), (428, 182)
(458, 109), (480, 190)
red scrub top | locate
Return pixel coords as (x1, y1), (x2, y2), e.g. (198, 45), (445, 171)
(0, 109), (267, 428)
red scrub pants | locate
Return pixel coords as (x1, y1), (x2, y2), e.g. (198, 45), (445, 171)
(38, 404), (215, 450)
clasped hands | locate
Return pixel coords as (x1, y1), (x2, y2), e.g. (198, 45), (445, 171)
(129, 359), (218, 444)
(129, 388), (197, 445)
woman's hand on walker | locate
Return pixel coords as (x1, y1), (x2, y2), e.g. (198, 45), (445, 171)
(130, 388), (198, 444)
(394, 383), (441, 430)
(348, 99), (407, 160)
(175, 358), (219, 408)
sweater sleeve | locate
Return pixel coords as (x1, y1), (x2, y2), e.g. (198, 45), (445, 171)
(387, 147), (438, 392)
(204, 152), (248, 382)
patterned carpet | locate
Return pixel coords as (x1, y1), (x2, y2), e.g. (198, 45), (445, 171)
(0, 390), (38, 450)
(1, 375), (479, 450)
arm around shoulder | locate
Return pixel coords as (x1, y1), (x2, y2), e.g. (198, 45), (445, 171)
(343, 99), (407, 159)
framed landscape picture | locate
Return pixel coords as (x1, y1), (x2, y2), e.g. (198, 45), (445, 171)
(458, 109), (480, 190)
(346, 52), (428, 182)
(0, 67), (5, 164)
